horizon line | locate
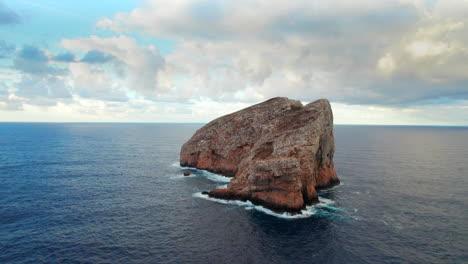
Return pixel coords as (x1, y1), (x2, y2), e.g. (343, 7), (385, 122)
(0, 121), (467, 128)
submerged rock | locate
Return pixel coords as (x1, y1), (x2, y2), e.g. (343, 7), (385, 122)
(180, 97), (339, 213)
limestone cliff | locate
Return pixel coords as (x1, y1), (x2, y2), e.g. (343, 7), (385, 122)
(180, 97), (339, 213)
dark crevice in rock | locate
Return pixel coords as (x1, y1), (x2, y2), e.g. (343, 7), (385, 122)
(253, 142), (274, 160)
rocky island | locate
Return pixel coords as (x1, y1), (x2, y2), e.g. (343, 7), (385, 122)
(180, 97), (340, 214)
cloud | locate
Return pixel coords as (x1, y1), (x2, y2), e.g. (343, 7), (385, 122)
(8, 45), (73, 108)
(13, 45), (63, 75)
(0, 40), (14, 58)
(17, 45), (48, 62)
(2, 74), (72, 109)
(80, 50), (116, 64)
(68, 62), (128, 102)
(52, 52), (76, 62)
(97, 0), (414, 41)
(6, 36), (167, 107)
(0, 81), (22, 110)
(15, 75), (72, 100)
(96, 0), (468, 107)
(61, 35), (167, 98)
(332, 101), (468, 126)
(0, 1), (20, 25)
(1, 0), (466, 124)
(377, 19), (468, 83)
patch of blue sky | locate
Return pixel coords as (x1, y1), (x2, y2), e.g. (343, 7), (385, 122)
(2, 0), (177, 55)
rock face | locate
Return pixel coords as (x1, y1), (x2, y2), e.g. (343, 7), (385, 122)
(180, 97), (339, 213)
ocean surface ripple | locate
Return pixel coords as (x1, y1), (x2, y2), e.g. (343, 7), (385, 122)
(0, 123), (466, 263)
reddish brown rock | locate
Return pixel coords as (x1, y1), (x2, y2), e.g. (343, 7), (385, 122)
(180, 97), (339, 214)
(183, 170), (191, 176)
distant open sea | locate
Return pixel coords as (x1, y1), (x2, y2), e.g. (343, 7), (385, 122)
(0, 123), (466, 263)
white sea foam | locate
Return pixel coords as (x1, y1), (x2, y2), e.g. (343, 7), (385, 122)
(318, 182), (343, 193)
(171, 161), (232, 183)
(172, 162), (191, 170)
(317, 197), (335, 206)
(253, 204), (317, 219)
(314, 197), (348, 214)
(170, 174), (196, 180)
(193, 192), (332, 219)
(171, 162), (231, 183)
(193, 192), (249, 206)
(199, 170), (232, 183)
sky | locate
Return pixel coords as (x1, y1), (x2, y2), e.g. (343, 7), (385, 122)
(0, 0), (467, 125)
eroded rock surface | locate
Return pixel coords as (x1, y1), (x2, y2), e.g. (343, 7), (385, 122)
(180, 97), (339, 213)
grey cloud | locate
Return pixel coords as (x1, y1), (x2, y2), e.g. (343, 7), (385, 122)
(69, 63), (129, 102)
(61, 35), (166, 99)
(0, 1), (20, 25)
(17, 45), (47, 61)
(14, 45), (67, 75)
(14, 45), (52, 74)
(360, 79), (468, 106)
(0, 39), (14, 58)
(52, 52), (76, 62)
(76, 87), (129, 102)
(15, 76), (72, 100)
(6, 45), (75, 108)
(0, 82), (22, 110)
(99, 1), (419, 41)
(80, 50), (116, 63)
(92, 0), (467, 110)
(0, 97), (23, 110)
(269, 8), (418, 42)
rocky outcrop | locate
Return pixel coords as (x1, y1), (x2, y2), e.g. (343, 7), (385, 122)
(180, 97), (339, 214)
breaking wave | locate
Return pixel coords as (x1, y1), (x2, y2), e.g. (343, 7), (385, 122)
(193, 192), (345, 220)
(199, 170), (232, 183)
(171, 162), (232, 183)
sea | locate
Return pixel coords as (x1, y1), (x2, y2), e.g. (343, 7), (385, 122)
(0, 123), (466, 263)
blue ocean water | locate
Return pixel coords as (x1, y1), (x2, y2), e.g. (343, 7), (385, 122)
(0, 123), (467, 263)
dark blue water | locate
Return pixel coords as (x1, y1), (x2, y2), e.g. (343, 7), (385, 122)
(0, 123), (466, 263)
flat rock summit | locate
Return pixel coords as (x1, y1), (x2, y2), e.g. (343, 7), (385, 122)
(180, 97), (340, 214)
